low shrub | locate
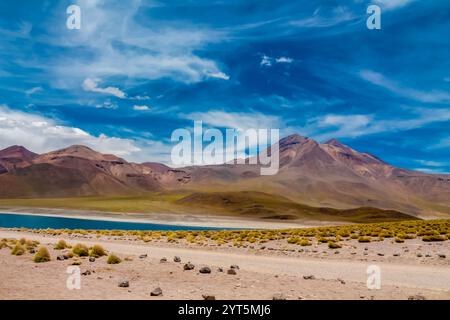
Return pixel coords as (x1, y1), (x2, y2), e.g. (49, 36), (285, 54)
(358, 236), (371, 243)
(107, 253), (121, 264)
(54, 240), (69, 250)
(328, 241), (342, 249)
(33, 247), (51, 263)
(72, 243), (89, 256)
(11, 243), (25, 256)
(299, 239), (312, 246)
(89, 244), (107, 257)
(422, 235), (447, 242)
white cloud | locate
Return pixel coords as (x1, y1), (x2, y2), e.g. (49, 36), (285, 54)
(360, 70), (450, 104)
(207, 71), (230, 80)
(95, 100), (118, 109)
(413, 168), (449, 174)
(290, 6), (356, 28)
(374, 0), (416, 10)
(133, 105), (150, 111)
(183, 110), (282, 131)
(0, 104), (141, 159)
(130, 95), (151, 101)
(44, 0), (227, 86)
(304, 107), (450, 141)
(261, 55), (294, 67)
(25, 86), (43, 96)
(260, 55), (272, 67)
(275, 57), (293, 64)
(82, 78), (126, 99)
(415, 160), (449, 167)
(429, 137), (450, 150)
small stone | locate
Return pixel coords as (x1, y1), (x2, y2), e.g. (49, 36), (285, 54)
(29, 249), (36, 254)
(202, 294), (216, 300)
(150, 287), (163, 296)
(416, 253), (422, 258)
(227, 269), (237, 275)
(199, 266), (211, 274)
(217, 267), (224, 272)
(393, 253), (400, 257)
(160, 257), (167, 263)
(118, 280), (129, 288)
(230, 265), (240, 270)
(81, 270), (91, 276)
(438, 254), (446, 259)
(57, 255), (65, 261)
(408, 295), (426, 300)
(89, 257), (96, 262)
(174, 256), (181, 263)
(377, 253), (385, 256)
(425, 254), (432, 257)
(272, 293), (286, 300)
(139, 254), (147, 259)
(184, 262), (195, 270)
(303, 275), (315, 280)
(337, 278), (346, 284)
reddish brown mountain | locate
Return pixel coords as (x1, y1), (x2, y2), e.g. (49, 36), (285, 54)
(0, 145), (162, 197)
(0, 135), (449, 218)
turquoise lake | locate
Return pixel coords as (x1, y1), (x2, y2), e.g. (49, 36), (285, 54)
(0, 213), (222, 231)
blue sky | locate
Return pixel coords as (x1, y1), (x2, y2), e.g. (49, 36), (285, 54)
(0, 0), (449, 173)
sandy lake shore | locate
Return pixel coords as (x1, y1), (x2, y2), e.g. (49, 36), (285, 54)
(0, 228), (449, 300)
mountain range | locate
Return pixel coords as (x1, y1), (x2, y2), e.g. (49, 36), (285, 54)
(1, 134), (449, 220)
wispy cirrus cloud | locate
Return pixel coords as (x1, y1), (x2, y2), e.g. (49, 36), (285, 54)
(260, 55), (294, 67)
(82, 78), (126, 99)
(304, 107), (450, 141)
(133, 105), (150, 111)
(360, 70), (450, 104)
(182, 110), (283, 131)
(374, 0), (416, 10)
(25, 86), (43, 96)
(44, 0), (229, 86)
(290, 6), (357, 28)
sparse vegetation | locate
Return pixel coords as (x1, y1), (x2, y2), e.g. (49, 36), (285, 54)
(5, 219), (449, 251)
(89, 244), (107, 257)
(358, 236), (371, 243)
(72, 243), (89, 256)
(422, 235), (447, 242)
(33, 247), (51, 263)
(328, 241), (342, 249)
(11, 243), (25, 255)
(107, 253), (121, 264)
(54, 239), (69, 250)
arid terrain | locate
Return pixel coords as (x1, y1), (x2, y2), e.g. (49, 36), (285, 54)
(1, 134), (450, 222)
(1, 219), (449, 300)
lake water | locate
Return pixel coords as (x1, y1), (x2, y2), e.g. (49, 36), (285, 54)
(0, 213), (222, 231)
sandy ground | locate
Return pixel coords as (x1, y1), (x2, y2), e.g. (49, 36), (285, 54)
(0, 229), (449, 300)
(0, 207), (340, 229)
